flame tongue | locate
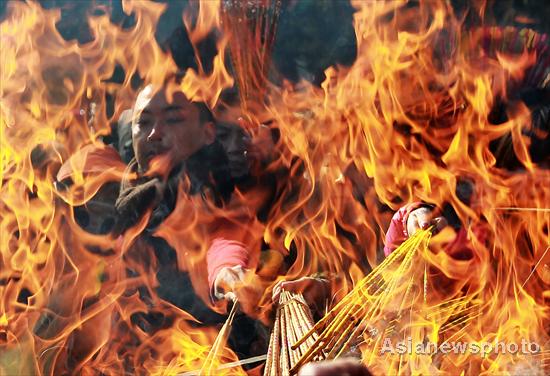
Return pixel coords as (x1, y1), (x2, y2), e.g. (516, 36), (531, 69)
(1, 0), (549, 374)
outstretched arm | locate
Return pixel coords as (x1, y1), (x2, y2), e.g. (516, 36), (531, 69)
(384, 202), (447, 256)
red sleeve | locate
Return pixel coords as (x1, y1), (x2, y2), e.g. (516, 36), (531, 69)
(207, 238), (250, 289)
(383, 202), (426, 257)
(445, 225), (488, 260)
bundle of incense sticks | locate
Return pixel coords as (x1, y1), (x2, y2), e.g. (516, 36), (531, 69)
(264, 291), (320, 376)
(198, 300), (239, 376)
(220, 0), (282, 114)
(289, 228), (434, 375)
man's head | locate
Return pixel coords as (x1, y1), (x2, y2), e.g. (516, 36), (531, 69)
(131, 84), (215, 173)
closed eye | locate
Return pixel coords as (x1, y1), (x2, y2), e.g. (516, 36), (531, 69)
(217, 130), (229, 140)
(166, 116), (185, 124)
(137, 116), (153, 128)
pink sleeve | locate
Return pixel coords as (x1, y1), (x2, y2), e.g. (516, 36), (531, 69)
(383, 202), (426, 257)
(207, 238), (250, 289)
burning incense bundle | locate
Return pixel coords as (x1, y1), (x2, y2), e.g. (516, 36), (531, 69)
(220, 0), (282, 115)
(264, 291), (319, 376)
(198, 300), (239, 376)
(289, 229), (434, 374)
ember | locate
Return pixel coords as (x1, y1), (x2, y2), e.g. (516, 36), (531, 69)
(0, 0), (549, 375)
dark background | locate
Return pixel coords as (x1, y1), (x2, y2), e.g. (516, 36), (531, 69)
(1, 0), (549, 85)
(1, 0), (548, 165)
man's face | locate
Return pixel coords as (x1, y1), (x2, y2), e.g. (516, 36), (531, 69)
(216, 122), (251, 179)
(132, 85), (214, 172)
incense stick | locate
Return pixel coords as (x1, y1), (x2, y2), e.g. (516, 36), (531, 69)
(198, 299), (239, 376)
(289, 229), (433, 375)
(263, 291), (317, 376)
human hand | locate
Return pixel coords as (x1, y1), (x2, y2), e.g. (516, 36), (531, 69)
(271, 276), (329, 306)
(298, 358), (372, 376)
(406, 206), (447, 236)
(213, 265), (249, 302)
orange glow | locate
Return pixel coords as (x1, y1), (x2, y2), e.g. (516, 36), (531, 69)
(1, 0), (548, 375)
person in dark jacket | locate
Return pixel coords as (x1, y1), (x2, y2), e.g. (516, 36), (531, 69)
(112, 78), (269, 366)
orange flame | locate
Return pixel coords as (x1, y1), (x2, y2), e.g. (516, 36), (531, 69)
(1, 0), (549, 375)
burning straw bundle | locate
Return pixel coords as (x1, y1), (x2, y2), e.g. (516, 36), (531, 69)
(289, 228), (434, 374)
(264, 291), (319, 376)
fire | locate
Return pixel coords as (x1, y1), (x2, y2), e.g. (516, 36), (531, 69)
(1, 0), (548, 375)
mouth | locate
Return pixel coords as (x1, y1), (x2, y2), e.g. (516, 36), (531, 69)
(228, 149), (249, 160)
(228, 154), (251, 177)
(228, 153), (250, 166)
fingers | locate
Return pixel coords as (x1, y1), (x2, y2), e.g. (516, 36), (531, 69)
(271, 279), (298, 302)
(271, 280), (285, 302)
(432, 216), (448, 234)
(213, 265), (248, 301)
(233, 265), (246, 281)
(271, 277), (315, 302)
(223, 291), (237, 303)
(272, 280), (297, 302)
(407, 207), (430, 236)
(416, 208), (433, 230)
(214, 268), (238, 299)
(407, 215), (421, 236)
(407, 207), (448, 237)
(213, 267), (235, 300)
(214, 286), (227, 301)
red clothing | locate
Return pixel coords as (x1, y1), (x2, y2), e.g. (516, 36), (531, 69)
(384, 202), (487, 261)
(203, 211), (263, 294)
(383, 202), (427, 256)
(206, 238), (250, 289)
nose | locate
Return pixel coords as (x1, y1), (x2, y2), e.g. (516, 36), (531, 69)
(226, 138), (240, 154)
(227, 134), (250, 154)
(147, 120), (165, 142)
